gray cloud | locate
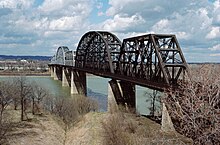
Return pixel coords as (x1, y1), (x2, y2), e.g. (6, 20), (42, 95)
(100, 0), (220, 62)
(0, 0), (219, 62)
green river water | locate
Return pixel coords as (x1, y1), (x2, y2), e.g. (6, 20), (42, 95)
(0, 75), (159, 115)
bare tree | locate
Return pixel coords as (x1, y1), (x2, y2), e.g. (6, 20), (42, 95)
(30, 82), (48, 115)
(146, 90), (161, 117)
(13, 77), (32, 121)
(163, 64), (220, 144)
(0, 81), (13, 144)
(75, 96), (98, 115)
(11, 86), (19, 110)
(0, 81), (12, 124)
(42, 95), (98, 127)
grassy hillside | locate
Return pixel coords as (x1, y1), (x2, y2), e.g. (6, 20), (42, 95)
(2, 108), (192, 145)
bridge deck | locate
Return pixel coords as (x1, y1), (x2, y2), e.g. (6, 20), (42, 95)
(49, 64), (172, 91)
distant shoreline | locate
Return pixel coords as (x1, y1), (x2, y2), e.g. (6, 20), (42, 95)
(0, 72), (50, 76)
(0, 72), (95, 77)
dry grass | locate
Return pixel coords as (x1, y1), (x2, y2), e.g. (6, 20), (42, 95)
(65, 112), (106, 145)
(102, 109), (193, 145)
(1, 107), (192, 145)
(2, 108), (65, 145)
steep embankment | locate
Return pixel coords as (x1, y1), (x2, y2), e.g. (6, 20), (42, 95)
(65, 112), (105, 145)
(5, 110), (65, 145)
(3, 110), (192, 145)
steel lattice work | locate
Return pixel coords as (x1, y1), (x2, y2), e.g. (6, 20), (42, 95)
(50, 46), (75, 66)
(56, 46), (69, 65)
(50, 31), (189, 90)
(75, 31), (121, 73)
(116, 34), (189, 86)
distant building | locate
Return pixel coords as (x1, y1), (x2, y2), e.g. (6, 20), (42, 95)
(20, 59), (28, 63)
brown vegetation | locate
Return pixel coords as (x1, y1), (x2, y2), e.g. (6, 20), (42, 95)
(145, 89), (161, 118)
(164, 64), (220, 144)
(0, 76), (98, 144)
(102, 107), (192, 145)
(45, 95), (98, 127)
(1, 64), (219, 144)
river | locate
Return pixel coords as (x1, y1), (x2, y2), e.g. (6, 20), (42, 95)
(0, 75), (160, 115)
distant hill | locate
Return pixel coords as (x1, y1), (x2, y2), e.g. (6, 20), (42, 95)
(0, 55), (51, 61)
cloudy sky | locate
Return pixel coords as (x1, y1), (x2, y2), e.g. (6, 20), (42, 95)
(0, 0), (219, 62)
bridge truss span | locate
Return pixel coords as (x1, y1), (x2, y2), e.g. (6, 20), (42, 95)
(49, 31), (189, 91)
(75, 31), (122, 73)
(50, 46), (75, 66)
(116, 34), (189, 87)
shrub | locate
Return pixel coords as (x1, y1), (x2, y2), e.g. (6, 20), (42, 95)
(163, 64), (220, 144)
(43, 95), (98, 127)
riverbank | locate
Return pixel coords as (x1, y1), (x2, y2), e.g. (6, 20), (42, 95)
(0, 71), (94, 77)
(2, 108), (192, 145)
(0, 72), (50, 76)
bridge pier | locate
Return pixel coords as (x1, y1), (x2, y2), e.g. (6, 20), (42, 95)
(70, 70), (78, 94)
(70, 71), (87, 95)
(119, 81), (136, 109)
(161, 103), (175, 132)
(50, 66), (54, 77)
(53, 66), (58, 80)
(62, 67), (69, 87)
(108, 79), (136, 112)
(107, 81), (118, 112)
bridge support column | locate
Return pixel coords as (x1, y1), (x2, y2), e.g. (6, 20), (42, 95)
(70, 70), (79, 94)
(71, 71), (87, 95)
(119, 81), (136, 109)
(108, 80), (136, 112)
(62, 67), (68, 87)
(50, 66), (54, 77)
(108, 80), (121, 112)
(161, 103), (175, 132)
(53, 66), (58, 80)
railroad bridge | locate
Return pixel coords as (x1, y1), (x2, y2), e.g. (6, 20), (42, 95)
(48, 31), (189, 110)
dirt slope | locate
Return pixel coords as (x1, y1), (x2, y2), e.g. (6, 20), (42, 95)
(3, 110), (192, 145)
(65, 112), (105, 145)
(5, 110), (65, 145)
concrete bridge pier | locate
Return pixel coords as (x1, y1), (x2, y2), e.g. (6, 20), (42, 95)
(50, 66), (54, 78)
(119, 81), (136, 109)
(53, 66), (58, 80)
(62, 67), (69, 87)
(70, 71), (87, 95)
(108, 79), (136, 112)
(161, 103), (175, 132)
(70, 70), (78, 94)
(107, 81), (118, 112)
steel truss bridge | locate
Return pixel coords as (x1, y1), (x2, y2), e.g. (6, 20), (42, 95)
(49, 31), (189, 91)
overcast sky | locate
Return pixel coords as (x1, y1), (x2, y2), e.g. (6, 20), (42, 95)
(0, 0), (219, 62)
